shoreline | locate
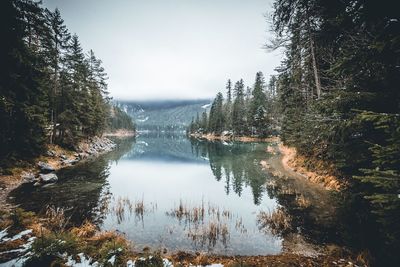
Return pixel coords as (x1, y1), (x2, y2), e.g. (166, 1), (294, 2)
(103, 129), (136, 137)
(274, 143), (344, 191)
(0, 134), (362, 266)
(0, 136), (116, 212)
(190, 133), (279, 143)
(0, 208), (364, 266)
(191, 132), (344, 191)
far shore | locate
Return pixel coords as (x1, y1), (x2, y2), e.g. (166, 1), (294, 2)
(190, 132), (344, 191)
(189, 132), (279, 142)
(103, 129), (136, 137)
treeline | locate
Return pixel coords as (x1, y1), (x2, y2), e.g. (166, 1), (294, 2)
(108, 105), (135, 132)
(0, 0), (133, 165)
(189, 72), (278, 137)
(268, 0), (399, 265)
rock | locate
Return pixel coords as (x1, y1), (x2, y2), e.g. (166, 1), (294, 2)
(60, 154), (67, 160)
(46, 150), (56, 157)
(78, 153), (89, 159)
(21, 172), (35, 182)
(39, 173), (58, 183)
(37, 161), (55, 173)
(62, 159), (78, 165)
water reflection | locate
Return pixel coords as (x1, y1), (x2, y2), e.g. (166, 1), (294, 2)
(9, 133), (340, 255)
(190, 138), (269, 205)
(9, 137), (135, 225)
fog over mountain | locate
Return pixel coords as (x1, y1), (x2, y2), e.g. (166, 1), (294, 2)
(117, 99), (212, 131)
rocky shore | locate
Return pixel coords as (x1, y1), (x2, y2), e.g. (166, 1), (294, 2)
(0, 136), (116, 211)
(190, 132), (278, 142)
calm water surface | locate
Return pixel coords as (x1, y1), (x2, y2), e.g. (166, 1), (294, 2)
(10, 133), (337, 255)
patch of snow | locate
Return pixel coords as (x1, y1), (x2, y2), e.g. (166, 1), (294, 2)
(201, 103), (212, 109)
(0, 256), (29, 267)
(163, 258), (173, 266)
(66, 253), (99, 267)
(0, 227), (9, 241)
(201, 156), (209, 161)
(10, 229), (32, 241)
(0, 236), (35, 257)
(190, 264), (224, 267)
(130, 257), (174, 267)
(108, 255), (116, 265)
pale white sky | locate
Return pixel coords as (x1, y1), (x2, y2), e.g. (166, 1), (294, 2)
(42, 0), (282, 100)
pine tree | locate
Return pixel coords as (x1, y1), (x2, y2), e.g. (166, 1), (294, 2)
(224, 79), (233, 130)
(249, 72), (268, 136)
(0, 0), (48, 163)
(43, 7), (71, 143)
(232, 79), (246, 135)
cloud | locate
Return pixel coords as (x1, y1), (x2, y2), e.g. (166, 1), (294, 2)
(43, 0), (281, 100)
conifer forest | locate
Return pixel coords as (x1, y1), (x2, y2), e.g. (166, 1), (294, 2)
(0, 0), (399, 266)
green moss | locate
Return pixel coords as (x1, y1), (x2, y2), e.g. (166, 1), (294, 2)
(24, 232), (80, 266)
(9, 208), (35, 233)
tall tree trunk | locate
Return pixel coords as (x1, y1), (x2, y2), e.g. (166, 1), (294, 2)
(310, 36), (321, 99)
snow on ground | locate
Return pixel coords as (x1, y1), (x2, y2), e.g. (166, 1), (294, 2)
(66, 253), (99, 267)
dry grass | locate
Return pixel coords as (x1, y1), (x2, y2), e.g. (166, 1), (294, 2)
(257, 207), (292, 236)
(111, 196), (155, 224)
(70, 221), (97, 238)
(44, 205), (70, 232)
(187, 220), (230, 247)
(296, 194), (311, 208)
(166, 199), (206, 224)
(279, 144), (344, 191)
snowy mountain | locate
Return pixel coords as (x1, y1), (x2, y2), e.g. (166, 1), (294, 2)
(115, 99), (211, 131)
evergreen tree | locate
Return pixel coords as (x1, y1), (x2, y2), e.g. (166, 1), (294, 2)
(232, 79), (246, 135)
(269, 0), (400, 264)
(0, 0), (48, 164)
(43, 7), (70, 143)
(224, 79), (233, 130)
(249, 72), (268, 136)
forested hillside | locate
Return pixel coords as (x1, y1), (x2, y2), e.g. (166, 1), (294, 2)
(118, 99), (211, 131)
(269, 1), (399, 264)
(189, 0), (399, 264)
(0, 0), (133, 166)
(189, 72), (278, 137)
(107, 105), (135, 133)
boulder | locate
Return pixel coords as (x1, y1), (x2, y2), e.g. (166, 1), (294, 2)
(37, 161), (55, 173)
(21, 172), (35, 182)
(62, 159), (78, 165)
(46, 150), (56, 157)
(39, 173), (58, 183)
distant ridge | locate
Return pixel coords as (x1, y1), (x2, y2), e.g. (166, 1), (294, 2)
(115, 99), (212, 131)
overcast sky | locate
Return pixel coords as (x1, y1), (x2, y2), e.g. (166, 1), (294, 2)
(42, 0), (282, 101)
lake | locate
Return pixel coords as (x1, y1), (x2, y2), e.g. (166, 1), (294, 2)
(10, 133), (338, 256)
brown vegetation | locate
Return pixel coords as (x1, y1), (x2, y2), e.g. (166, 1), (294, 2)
(278, 144), (344, 191)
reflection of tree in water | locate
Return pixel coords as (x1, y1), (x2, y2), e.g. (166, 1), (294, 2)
(190, 138), (343, 248)
(10, 137), (135, 226)
(262, 172), (340, 246)
(190, 139), (267, 205)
